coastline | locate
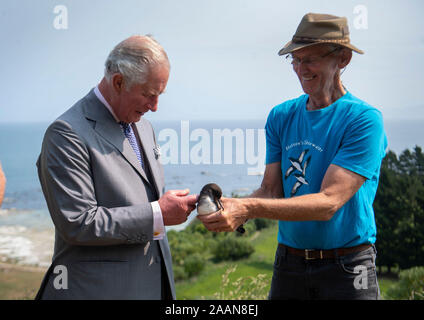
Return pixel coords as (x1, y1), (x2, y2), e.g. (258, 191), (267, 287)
(0, 209), (54, 269)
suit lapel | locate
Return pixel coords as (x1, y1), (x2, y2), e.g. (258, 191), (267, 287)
(134, 121), (161, 198)
(83, 89), (150, 184)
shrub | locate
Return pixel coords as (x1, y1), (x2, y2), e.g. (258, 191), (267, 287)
(211, 237), (254, 262)
(183, 253), (205, 278)
(253, 218), (275, 230)
(191, 221), (210, 235)
(386, 266), (424, 300)
(173, 265), (188, 281)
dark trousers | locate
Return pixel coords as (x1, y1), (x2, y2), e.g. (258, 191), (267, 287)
(269, 244), (380, 300)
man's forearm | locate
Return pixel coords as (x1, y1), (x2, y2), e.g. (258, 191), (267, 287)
(199, 192), (337, 233)
(243, 192), (337, 222)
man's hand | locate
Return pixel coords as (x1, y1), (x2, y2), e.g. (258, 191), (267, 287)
(159, 189), (197, 226)
(197, 197), (250, 232)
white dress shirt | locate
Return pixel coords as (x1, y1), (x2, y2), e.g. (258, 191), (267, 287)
(94, 86), (165, 240)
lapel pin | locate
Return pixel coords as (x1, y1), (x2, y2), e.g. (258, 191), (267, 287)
(153, 145), (161, 159)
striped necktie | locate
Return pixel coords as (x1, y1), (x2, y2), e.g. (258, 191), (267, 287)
(120, 122), (144, 170)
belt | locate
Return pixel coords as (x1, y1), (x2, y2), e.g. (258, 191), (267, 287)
(278, 243), (372, 260)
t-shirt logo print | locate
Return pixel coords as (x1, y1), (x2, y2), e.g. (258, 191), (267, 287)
(285, 149), (311, 196)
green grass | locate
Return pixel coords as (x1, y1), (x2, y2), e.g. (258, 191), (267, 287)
(176, 225), (278, 299)
(0, 264), (45, 300)
(378, 276), (398, 300)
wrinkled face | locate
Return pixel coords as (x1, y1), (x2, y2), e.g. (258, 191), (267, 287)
(113, 65), (169, 123)
(291, 44), (342, 97)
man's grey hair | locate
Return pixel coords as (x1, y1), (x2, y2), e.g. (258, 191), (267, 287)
(104, 34), (170, 89)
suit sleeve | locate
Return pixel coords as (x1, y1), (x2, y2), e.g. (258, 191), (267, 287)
(37, 120), (154, 246)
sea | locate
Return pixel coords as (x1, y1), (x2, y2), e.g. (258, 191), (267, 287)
(0, 119), (422, 267)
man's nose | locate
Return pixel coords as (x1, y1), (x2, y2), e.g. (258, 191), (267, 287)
(148, 96), (159, 112)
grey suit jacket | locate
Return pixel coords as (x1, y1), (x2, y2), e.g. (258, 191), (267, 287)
(36, 89), (175, 299)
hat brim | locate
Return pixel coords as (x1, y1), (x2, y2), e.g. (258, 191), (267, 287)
(278, 40), (364, 56)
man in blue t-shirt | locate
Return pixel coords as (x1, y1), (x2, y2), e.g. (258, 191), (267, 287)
(198, 13), (387, 300)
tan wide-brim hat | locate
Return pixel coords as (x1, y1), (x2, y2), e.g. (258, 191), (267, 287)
(278, 13), (364, 56)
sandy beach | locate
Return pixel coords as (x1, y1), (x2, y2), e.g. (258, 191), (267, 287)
(0, 210), (53, 299)
(0, 225), (54, 267)
(0, 208), (54, 268)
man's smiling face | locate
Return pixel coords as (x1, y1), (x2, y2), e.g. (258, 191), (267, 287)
(291, 44), (341, 98)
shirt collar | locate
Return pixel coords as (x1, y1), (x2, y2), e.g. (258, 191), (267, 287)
(94, 85), (120, 123)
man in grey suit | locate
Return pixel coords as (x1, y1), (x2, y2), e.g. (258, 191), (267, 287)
(36, 35), (197, 299)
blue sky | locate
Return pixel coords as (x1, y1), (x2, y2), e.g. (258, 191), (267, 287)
(1, 0), (423, 123)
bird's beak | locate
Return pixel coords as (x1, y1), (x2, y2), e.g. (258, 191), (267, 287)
(217, 198), (224, 211)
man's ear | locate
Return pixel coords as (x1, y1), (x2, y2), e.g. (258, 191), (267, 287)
(339, 49), (352, 69)
(112, 74), (124, 94)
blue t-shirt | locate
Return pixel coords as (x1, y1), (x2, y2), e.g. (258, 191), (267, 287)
(265, 91), (387, 249)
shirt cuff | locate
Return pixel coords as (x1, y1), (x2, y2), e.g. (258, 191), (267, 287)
(151, 201), (165, 240)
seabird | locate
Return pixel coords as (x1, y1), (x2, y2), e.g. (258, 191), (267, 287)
(196, 183), (223, 215)
(196, 183), (245, 234)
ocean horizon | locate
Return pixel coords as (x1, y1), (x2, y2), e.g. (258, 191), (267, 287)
(0, 118), (423, 267)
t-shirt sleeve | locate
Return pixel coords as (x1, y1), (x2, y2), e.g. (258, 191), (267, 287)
(332, 108), (387, 180)
(265, 107), (283, 164)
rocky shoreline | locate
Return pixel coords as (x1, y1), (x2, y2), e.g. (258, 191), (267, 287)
(0, 224), (54, 269)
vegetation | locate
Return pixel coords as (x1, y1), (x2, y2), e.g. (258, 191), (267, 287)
(211, 237), (254, 262)
(0, 264), (44, 299)
(386, 266), (424, 300)
(374, 146), (424, 272)
(174, 222), (277, 300)
(168, 218), (268, 281)
(214, 265), (269, 300)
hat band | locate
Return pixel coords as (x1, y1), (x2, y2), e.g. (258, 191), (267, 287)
(292, 36), (350, 44)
